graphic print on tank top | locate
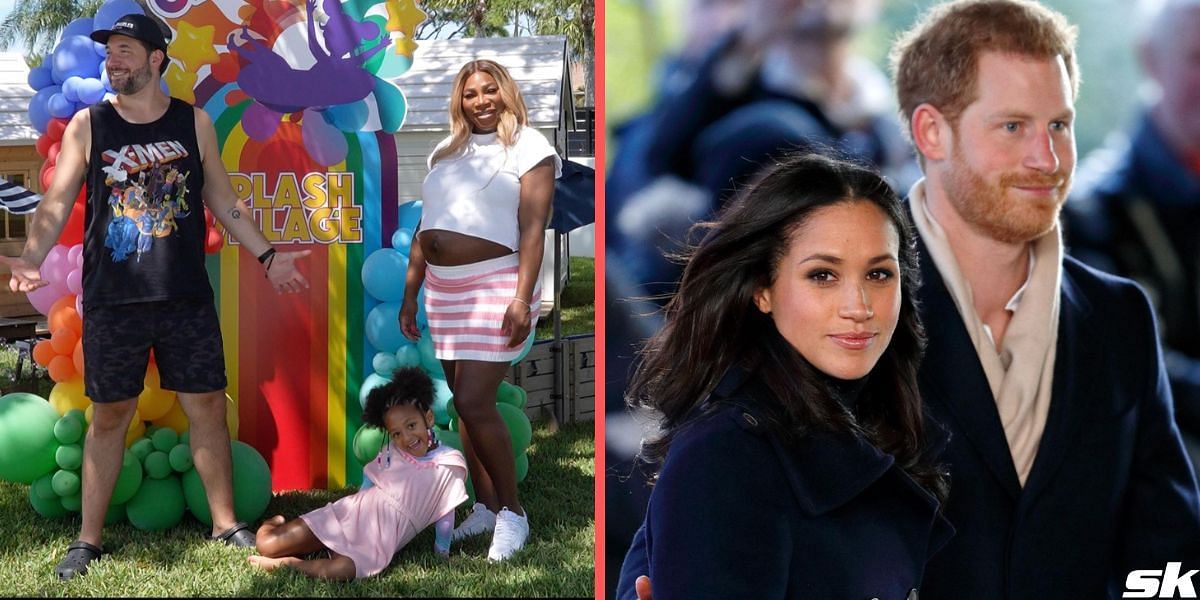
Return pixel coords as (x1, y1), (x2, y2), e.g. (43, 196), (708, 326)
(99, 141), (194, 262)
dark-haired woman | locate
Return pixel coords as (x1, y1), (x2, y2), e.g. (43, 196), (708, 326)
(616, 153), (953, 599)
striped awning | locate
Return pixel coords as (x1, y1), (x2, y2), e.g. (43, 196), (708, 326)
(0, 178), (41, 215)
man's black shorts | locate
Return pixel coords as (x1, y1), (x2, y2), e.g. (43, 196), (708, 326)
(82, 299), (227, 403)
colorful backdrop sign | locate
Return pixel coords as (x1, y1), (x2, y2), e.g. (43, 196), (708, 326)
(145, 0), (426, 491)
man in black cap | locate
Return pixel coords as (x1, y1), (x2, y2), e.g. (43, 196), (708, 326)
(0, 13), (312, 580)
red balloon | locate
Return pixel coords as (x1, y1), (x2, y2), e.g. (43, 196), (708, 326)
(57, 193), (85, 247)
(46, 142), (61, 164)
(40, 162), (55, 190)
(35, 135), (54, 158)
(205, 227), (224, 253)
(46, 118), (69, 143)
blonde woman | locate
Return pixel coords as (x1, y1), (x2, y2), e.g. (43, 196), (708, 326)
(399, 59), (560, 561)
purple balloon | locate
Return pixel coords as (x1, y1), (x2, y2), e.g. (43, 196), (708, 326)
(66, 269), (83, 296)
(67, 244), (83, 266)
(301, 108), (348, 167)
(241, 101), (282, 142)
(27, 285), (62, 317)
(42, 245), (71, 288)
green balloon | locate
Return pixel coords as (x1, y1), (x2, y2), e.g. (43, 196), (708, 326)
(435, 427), (462, 454)
(496, 403), (533, 457)
(55, 444), (82, 471)
(54, 415), (83, 445)
(446, 397), (458, 422)
(496, 382), (525, 408)
(352, 424), (387, 465)
(105, 502), (126, 525)
(182, 441), (270, 527)
(126, 475), (185, 531)
(144, 424), (162, 438)
(65, 408), (86, 429)
(29, 483), (68, 518)
(179, 430), (190, 445)
(144, 451), (171, 479)
(0, 392), (61, 483)
(60, 491), (81, 512)
(111, 450), (143, 505)
(516, 452), (529, 483)
(32, 473), (57, 501)
(447, 417), (458, 432)
(130, 438), (154, 461)
(151, 428), (179, 453)
(168, 444), (193, 472)
(51, 469), (80, 497)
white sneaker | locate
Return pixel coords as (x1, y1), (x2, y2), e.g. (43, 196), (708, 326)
(487, 507), (529, 562)
(451, 503), (496, 542)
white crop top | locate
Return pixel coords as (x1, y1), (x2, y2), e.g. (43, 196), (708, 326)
(421, 127), (562, 250)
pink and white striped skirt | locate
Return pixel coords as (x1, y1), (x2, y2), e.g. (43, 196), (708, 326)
(424, 253), (541, 362)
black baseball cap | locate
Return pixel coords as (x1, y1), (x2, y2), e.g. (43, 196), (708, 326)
(90, 13), (169, 53)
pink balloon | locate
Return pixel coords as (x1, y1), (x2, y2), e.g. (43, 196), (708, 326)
(241, 101), (282, 142)
(42, 245), (70, 287)
(27, 284), (63, 316)
(67, 243), (83, 267)
(75, 294), (83, 318)
(302, 109), (348, 167)
(67, 268), (82, 295)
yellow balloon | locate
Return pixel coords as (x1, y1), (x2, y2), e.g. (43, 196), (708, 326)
(151, 399), (189, 435)
(137, 377), (176, 422)
(124, 410), (144, 448)
(225, 393), (238, 439)
(49, 378), (91, 415)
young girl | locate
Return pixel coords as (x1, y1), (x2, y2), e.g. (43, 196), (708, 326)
(248, 367), (468, 580)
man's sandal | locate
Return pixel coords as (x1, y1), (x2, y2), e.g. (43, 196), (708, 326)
(55, 541), (104, 581)
(209, 522), (256, 548)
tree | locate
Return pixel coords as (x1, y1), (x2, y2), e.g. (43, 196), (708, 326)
(0, 0), (106, 60)
(416, 0), (596, 106)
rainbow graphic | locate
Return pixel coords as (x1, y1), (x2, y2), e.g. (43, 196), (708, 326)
(147, 0), (425, 490)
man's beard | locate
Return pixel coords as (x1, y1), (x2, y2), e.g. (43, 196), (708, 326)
(944, 148), (1070, 244)
(110, 61), (154, 95)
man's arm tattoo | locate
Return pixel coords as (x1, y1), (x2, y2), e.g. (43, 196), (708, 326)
(229, 207), (241, 219)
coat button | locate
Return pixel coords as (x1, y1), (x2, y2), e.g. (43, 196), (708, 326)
(907, 589), (919, 600)
(742, 412), (758, 427)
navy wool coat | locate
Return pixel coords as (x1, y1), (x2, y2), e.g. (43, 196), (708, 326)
(626, 368), (954, 600)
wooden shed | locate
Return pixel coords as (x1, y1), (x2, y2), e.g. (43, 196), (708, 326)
(0, 53), (41, 318)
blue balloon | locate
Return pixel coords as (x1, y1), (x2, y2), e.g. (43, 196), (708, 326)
(397, 200), (422, 231)
(61, 17), (94, 39)
(93, 0), (144, 31)
(62, 76), (83, 102)
(324, 101), (369, 132)
(48, 93), (76, 119)
(365, 302), (405, 353)
(77, 78), (106, 104)
(415, 286), (428, 329)
(51, 35), (102, 83)
(391, 227), (414, 253)
(511, 331), (537, 365)
(100, 69), (113, 92)
(418, 333), (443, 375)
(361, 248), (408, 302)
(28, 65), (54, 90)
(372, 351), (399, 377)
(358, 372), (392, 410)
(93, 42), (107, 58)
(28, 86), (60, 133)
(395, 343), (420, 367)
(430, 376), (453, 426)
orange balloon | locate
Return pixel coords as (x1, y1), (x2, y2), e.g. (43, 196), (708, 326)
(47, 354), (77, 383)
(72, 339), (84, 376)
(48, 295), (81, 335)
(32, 339), (56, 366)
(50, 327), (78, 355)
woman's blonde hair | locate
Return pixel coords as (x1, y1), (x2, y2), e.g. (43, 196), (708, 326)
(430, 59), (529, 167)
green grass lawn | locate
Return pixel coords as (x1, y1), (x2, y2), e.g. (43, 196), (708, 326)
(535, 257), (595, 341)
(0, 419), (593, 597)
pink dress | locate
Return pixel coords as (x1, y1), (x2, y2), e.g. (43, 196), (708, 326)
(300, 444), (468, 578)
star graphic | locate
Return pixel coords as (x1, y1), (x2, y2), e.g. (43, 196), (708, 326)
(393, 35), (419, 58)
(164, 63), (199, 103)
(386, 0), (426, 38)
(169, 20), (220, 72)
